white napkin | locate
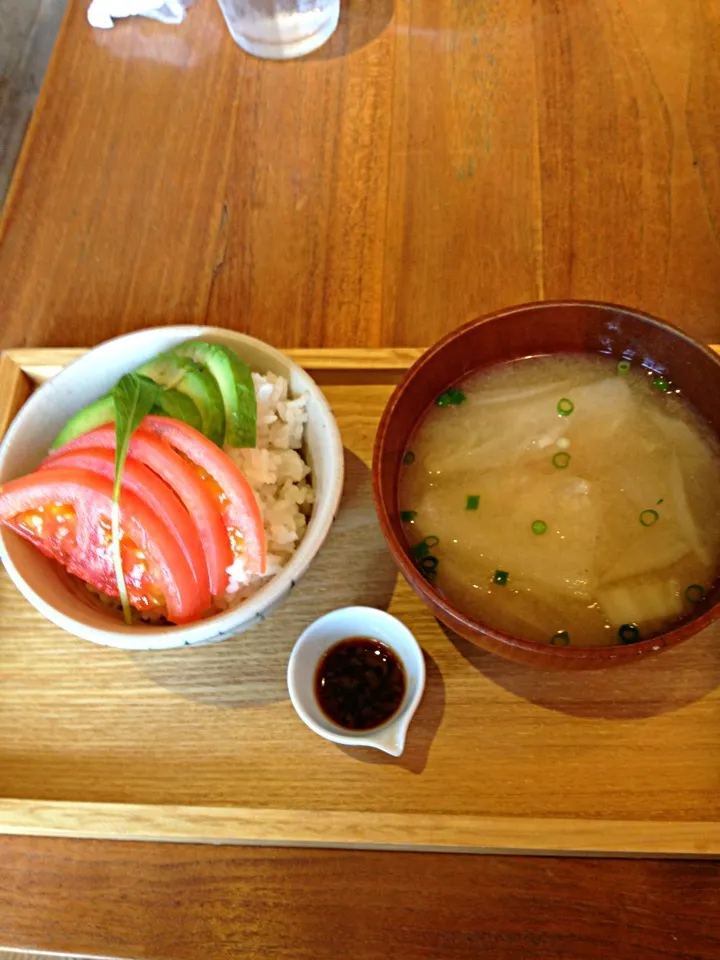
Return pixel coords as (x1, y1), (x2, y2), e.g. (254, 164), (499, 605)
(88, 0), (191, 29)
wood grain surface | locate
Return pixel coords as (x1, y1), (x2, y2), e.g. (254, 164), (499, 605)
(2, 836), (720, 960)
(2, 350), (720, 857)
(0, 0), (719, 351)
(1, 0), (720, 954)
(0, 0), (68, 203)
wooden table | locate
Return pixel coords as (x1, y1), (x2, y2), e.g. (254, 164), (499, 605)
(1, 0), (720, 956)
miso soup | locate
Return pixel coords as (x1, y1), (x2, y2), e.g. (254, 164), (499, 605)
(399, 354), (720, 647)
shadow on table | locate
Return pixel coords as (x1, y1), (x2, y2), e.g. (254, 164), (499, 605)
(338, 649), (444, 775)
(305, 0), (395, 59)
(442, 622), (720, 720)
(130, 448), (399, 708)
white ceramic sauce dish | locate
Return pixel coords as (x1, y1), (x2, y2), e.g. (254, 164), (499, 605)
(0, 326), (344, 650)
(287, 606), (426, 757)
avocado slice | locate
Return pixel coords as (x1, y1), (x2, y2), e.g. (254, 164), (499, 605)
(52, 394), (116, 449)
(138, 354), (225, 446)
(172, 340), (257, 447)
(151, 386), (203, 433)
(51, 383), (204, 450)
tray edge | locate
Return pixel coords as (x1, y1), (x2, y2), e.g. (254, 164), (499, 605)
(2, 344), (720, 855)
(1, 346), (429, 386)
(0, 800), (718, 858)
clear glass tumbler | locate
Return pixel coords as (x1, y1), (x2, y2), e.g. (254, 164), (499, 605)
(216, 0), (340, 60)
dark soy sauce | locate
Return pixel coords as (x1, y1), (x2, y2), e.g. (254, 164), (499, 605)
(315, 637), (406, 731)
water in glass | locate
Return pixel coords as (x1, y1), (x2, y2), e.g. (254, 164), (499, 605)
(216, 0), (340, 60)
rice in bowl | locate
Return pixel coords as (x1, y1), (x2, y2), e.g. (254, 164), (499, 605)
(223, 371), (314, 603)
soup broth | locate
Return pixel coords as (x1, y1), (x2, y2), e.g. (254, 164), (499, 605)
(399, 354), (720, 647)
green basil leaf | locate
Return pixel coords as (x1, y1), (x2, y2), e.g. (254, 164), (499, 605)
(111, 373), (160, 624)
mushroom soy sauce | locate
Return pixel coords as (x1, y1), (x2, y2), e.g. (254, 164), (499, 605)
(314, 637), (406, 731)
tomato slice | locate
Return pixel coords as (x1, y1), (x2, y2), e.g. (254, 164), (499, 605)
(144, 417), (266, 576)
(39, 447), (211, 612)
(48, 427), (232, 597)
(0, 468), (203, 624)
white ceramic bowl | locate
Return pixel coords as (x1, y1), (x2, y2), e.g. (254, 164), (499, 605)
(287, 607), (426, 757)
(0, 326), (344, 649)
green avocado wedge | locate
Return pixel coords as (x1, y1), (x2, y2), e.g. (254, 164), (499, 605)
(151, 386), (203, 433)
(51, 384), (204, 449)
(138, 353), (225, 446)
(51, 394), (116, 449)
(171, 340), (257, 448)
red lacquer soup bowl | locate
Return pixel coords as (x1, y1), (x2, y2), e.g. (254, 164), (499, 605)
(373, 301), (720, 669)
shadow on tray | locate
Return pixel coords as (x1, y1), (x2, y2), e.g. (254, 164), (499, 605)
(129, 448), (399, 708)
(442, 622), (720, 720)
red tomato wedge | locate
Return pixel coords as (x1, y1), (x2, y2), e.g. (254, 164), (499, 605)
(144, 416), (266, 577)
(38, 447), (211, 612)
(0, 468), (203, 624)
(47, 427), (232, 597)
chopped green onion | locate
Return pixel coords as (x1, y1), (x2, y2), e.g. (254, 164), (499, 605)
(617, 360), (631, 375)
(657, 498), (664, 505)
(402, 450), (415, 465)
(618, 624), (641, 644)
(652, 376), (670, 393)
(411, 540), (430, 560)
(400, 510), (417, 522)
(465, 495), (480, 511)
(418, 554), (439, 582)
(557, 398), (575, 417)
(685, 584), (706, 604)
(493, 570), (509, 586)
(552, 452), (571, 470)
(412, 536), (439, 560)
(550, 630), (570, 646)
(531, 520), (547, 535)
(436, 389), (466, 407)
(639, 509), (659, 527)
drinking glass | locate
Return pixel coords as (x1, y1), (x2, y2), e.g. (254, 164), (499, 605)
(216, 0), (340, 60)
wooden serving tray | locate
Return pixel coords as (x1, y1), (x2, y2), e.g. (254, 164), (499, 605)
(1, 347), (720, 857)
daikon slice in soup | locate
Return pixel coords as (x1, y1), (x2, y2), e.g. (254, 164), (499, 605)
(399, 354), (720, 647)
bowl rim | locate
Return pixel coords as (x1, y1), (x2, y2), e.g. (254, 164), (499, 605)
(373, 298), (720, 663)
(0, 325), (345, 650)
